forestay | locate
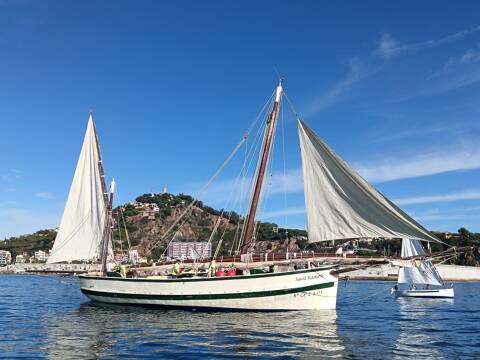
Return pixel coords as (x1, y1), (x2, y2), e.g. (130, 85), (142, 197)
(398, 239), (443, 286)
(298, 120), (440, 244)
(47, 114), (107, 263)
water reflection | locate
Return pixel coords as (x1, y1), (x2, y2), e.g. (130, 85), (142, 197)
(42, 302), (344, 359)
(393, 298), (454, 360)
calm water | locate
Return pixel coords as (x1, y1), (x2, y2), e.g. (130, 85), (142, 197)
(1, 275), (479, 359)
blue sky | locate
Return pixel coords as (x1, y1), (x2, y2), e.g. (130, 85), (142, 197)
(1, 0), (480, 238)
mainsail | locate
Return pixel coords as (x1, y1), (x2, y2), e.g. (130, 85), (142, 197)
(47, 114), (108, 263)
(298, 120), (440, 243)
(398, 239), (443, 286)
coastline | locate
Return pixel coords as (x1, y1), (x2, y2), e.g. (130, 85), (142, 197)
(2, 261), (480, 282)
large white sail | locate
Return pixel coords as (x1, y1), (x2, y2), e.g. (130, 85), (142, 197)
(398, 239), (443, 286)
(298, 120), (439, 243)
(47, 114), (107, 263)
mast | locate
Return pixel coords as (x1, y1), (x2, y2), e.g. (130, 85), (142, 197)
(101, 179), (115, 273)
(241, 81), (283, 254)
(90, 112), (114, 274)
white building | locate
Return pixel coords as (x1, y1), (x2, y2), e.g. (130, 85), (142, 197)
(34, 250), (49, 262)
(128, 249), (139, 264)
(167, 242), (211, 260)
(15, 254), (27, 263)
(0, 250), (12, 265)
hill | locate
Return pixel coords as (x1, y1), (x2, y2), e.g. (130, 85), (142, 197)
(112, 192), (308, 259)
(1, 192), (479, 266)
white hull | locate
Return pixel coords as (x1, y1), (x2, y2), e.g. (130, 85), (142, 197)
(79, 266), (338, 311)
(393, 287), (454, 299)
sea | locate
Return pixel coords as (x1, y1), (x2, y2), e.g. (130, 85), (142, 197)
(1, 275), (479, 359)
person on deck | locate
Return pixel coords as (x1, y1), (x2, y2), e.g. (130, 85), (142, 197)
(171, 260), (181, 277)
(119, 262), (127, 278)
(209, 259), (217, 277)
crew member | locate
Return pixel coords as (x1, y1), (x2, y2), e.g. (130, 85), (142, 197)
(208, 259), (217, 277)
(172, 260), (181, 277)
(106, 261), (115, 273)
(119, 262), (128, 278)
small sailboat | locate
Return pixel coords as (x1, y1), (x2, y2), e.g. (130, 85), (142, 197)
(391, 239), (454, 299)
(47, 112), (115, 266)
(49, 81), (444, 311)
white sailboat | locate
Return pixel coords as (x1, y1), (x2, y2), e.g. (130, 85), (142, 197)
(50, 81), (442, 310)
(391, 239), (454, 298)
(47, 113), (115, 265)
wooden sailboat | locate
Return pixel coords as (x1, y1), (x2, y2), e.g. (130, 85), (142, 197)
(47, 112), (115, 265)
(50, 81), (443, 310)
(391, 239), (454, 299)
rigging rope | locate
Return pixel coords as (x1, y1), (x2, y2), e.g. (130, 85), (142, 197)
(149, 134), (248, 252)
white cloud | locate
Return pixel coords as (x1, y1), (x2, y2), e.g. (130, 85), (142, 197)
(260, 207), (306, 220)
(305, 26), (480, 115)
(1, 169), (21, 182)
(36, 191), (55, 199)
(375, 26), (480, 58)
(394, 190), (480, 205)
(425, 44), (480, 94)
(416, 213), (480, 222)
(184, 169), (304, 207)
(356, 142), (480, 182)
(0, 208), (60, 239)
(303, 59), (376, 115)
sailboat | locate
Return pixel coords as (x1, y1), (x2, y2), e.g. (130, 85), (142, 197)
(47, 112), (115, 266)
(391, 239), (454, 298)
(50, 80), (443, 311)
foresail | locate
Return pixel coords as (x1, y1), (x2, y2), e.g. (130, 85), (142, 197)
(298, 120), (440, 243)
(401, 238), (425, 258)
(47, 114), (107, 263)
(398, 239), (443, 286)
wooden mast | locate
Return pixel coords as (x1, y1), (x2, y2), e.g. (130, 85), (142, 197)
(90, 112), (114, 274)
(241, 81), (283, 254)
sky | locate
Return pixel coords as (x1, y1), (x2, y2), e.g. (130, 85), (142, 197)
(1, 0), (480, 238)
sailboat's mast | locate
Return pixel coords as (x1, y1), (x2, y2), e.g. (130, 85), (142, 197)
(90, 112), (113, 273)
(241, 81), (283, 254)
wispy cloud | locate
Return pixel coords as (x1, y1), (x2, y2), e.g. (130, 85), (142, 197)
(374, 26), (480, 58)
(260, 207), (306, 220)
(394, 190), (480, 205)
(36, 191), (55, 200)
(356, 141), (480, 182)
(424, 44), (480, 94)
(0, 208), (60, 239)
(368, 119), (472, 144)
(0, 169), (21, 182)
(183, 169), (303, 207)
(305, 25), (480, 115)
(0, 200), (17, 207)
(303, 59), (377, 116)
(416, 213), (480, 222)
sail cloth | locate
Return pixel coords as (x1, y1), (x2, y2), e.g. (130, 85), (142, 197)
(47, 114), (107, 263)
(298, 120), (440, 243)
(398, 239), (443, 286)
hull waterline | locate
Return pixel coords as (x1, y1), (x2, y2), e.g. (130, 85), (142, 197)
(392, 287), (454, 299)
(79, 266), (338, 311)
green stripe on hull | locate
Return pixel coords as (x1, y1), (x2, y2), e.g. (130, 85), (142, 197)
(79, 266), (335, 283)
(81, 282), (335, 301)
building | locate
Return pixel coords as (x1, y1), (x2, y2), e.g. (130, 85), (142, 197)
(128, 249), (139, 264)
(34, 250), (49, 262)
(15, 254), (27, 263)
(167, 241), (211, 260)
(0, 250), (12, 265)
